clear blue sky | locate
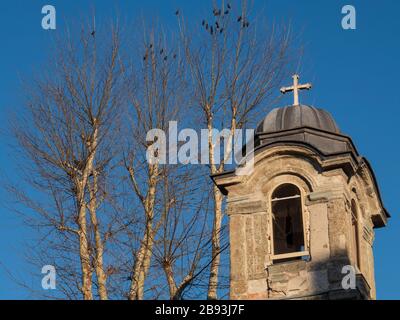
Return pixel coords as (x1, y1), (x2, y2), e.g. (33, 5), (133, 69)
(0, 0), (399, 299)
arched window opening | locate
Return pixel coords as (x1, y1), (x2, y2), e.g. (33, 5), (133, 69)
(351, 200), (361, 269)
(271, 184), (307, 262)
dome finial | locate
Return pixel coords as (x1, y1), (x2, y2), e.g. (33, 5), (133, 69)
(280, 74), (312, 106)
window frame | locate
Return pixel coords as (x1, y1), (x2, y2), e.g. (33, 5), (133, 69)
(270, 183), (309, 262)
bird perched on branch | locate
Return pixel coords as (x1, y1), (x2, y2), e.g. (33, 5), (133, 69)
(213, 9), (221, 16)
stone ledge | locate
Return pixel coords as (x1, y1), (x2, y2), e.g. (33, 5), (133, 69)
(227, 200), (266, 215)
(267, 260), (307, 274)
(306, 188), (347, 204)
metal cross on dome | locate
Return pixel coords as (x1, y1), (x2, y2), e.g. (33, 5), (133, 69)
(280, 74), (312, 106)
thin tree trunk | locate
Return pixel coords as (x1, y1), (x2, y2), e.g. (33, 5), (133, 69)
(129, 226), (155, 300)
(76, 126), (99, 300)
(128, 163), (158, 300)
(77, 195), (93, 300)
(207, 112), (236, 300)
(88, 170), (108, 300)
(163, 260), (196, 300)
(206, 114), (223, 300)
(164, 261), (177, 299)
(208, 187), (223, 300)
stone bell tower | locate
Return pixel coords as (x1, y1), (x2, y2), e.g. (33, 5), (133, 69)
(212, 75), (389, 300)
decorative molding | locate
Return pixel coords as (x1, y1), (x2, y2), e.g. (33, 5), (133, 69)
(306, 188), (348, 204)
(362, 226), (374, 246)
(227, 200), (267, 216)
(227, 195), (254, 203)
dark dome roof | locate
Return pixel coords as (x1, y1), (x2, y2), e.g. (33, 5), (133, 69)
(256, 105), (340, 134)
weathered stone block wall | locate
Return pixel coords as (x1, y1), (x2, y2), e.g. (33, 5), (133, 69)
(229, 206), (270, 299)
(222, 146), (380, 300)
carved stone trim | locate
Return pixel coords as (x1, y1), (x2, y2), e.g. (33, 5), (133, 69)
(227, 200), (267, 216)
(362, 226), (374, 246)
(306, 188), (349, 205)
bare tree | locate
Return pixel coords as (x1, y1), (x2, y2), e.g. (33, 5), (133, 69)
(9, 19), (215, 301)
(120, 25), (223, 299)
(123, 30), (189, 300)
(152, 163), (214, 300)
(7, 1), (294, 300)
(178, 0), (293, 299)
(9, 22), (127, 300)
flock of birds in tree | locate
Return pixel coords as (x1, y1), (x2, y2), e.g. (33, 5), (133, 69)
(90, 4), (251, 52)
(176, 4), (250, 36)
(200, 3), (251, 35)
(141, 4), (251, 62)
(143, 43), (178, 62)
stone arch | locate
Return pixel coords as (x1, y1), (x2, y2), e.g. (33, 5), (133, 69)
(261, 172), (313, 198)
(245, 146), (320, 193)
(252, 144), (324, 172)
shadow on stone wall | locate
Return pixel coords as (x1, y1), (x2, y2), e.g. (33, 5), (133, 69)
(263, 249), (370, 300)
